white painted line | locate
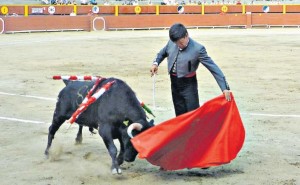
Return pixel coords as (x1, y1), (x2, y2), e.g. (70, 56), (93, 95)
(0, 116), (46, 124)
(241, 112), (300, 118)
(0, 92), (56, 101)
(0, 91), (299, 119)
(2, 30), (299, 46)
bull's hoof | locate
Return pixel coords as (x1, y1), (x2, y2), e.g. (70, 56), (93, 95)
(201, 167), (210, 170)
(44, 150), (51, 160)
(159, 167), (166, 171)
(75, 137), (82, 144)
(45, 149), (50, 157)
(112, 168), (122, 175)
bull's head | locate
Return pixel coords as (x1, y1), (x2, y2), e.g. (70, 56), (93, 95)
(123, 120), (154, 162)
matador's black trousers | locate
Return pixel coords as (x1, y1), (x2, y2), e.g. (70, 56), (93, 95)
(170, 74), (199, 117)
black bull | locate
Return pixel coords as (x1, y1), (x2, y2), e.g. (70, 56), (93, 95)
(45, 78), (154, 174)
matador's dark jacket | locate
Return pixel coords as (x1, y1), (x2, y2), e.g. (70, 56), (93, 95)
(153, 38), (230, 91)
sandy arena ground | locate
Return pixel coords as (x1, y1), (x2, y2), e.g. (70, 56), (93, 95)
(0, 28), (299, 185)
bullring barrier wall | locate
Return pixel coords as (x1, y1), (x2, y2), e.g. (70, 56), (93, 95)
(0, 4), (299, 33)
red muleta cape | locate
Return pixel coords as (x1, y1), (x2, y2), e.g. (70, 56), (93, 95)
(131, 93), (245, 170)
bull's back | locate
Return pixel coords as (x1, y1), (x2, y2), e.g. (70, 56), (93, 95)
(59, 80), (93, 107)
(55, 78), (145, 128)
(95, 78), (146, 125)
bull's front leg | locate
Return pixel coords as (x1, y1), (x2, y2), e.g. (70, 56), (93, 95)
(99, 128), (122, 174)
(117, 137), (125, 166)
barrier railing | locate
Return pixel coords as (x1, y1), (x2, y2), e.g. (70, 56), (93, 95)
(0, 18), (4, 34)
(0, 5), (299, 33)
(0, 4), (300, 16)
(1, 15), (92, 34)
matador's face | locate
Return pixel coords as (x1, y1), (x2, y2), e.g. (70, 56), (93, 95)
(175, 34), (189, 50)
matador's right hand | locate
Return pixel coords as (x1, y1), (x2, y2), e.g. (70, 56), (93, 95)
(150, 64), (158, 77)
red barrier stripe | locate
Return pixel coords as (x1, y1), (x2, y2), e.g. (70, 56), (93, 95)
(53, 76), (62, 80)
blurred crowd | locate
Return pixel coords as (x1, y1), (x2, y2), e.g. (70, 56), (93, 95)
(41, 0), (288, 5)
(42, 0), (98, 5)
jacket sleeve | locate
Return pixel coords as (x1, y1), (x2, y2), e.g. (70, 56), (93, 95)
(153, 41), (170, 66)
(198, 46), (230, 91)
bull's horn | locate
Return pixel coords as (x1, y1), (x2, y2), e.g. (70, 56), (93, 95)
(127, 123), (143, 138)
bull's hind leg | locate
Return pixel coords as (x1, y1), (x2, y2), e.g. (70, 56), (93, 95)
(75, 126), (96, 144)
(45, 115), (68, 157)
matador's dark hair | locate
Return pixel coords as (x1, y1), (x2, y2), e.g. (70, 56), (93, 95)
(169, 23), (188, 42)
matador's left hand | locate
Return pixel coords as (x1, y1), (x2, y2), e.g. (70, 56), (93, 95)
(223, 90), (231, 101)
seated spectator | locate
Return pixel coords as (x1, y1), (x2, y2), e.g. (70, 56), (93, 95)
(104, 0), (110, 5)
(87, 10), (93, 15)
(42, 0), (49, 4)
(70, 11), (76, 16)
(132, 0), (138, 5)
(90, 0), (98, 5)
(123, 0), (133, 5)
(81, 0), (88, 5)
